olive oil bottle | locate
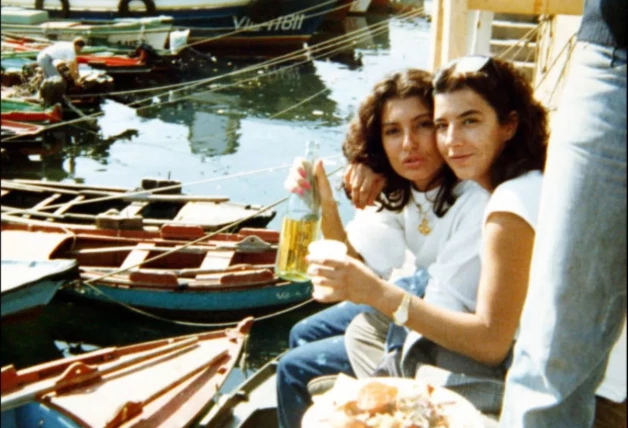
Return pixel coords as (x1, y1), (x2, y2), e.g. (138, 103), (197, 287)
(275, 141), (321, 282)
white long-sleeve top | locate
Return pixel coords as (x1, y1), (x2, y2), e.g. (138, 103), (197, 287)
(345, 180), (490, 311)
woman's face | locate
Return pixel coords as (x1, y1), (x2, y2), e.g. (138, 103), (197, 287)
(380, 96), (444, 191)
(433, 88), (516, 191)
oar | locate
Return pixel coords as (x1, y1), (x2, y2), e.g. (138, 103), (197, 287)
(79, 263), (276, 278)
(70, 245), (227, 255)
(0, 337), (202, 412)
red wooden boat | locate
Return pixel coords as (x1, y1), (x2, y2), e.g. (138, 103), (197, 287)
(0, 318), (253, 427)
(0, 101), (63, 124)
(1, 120), (45, 138)
(0, 223), (312, 320)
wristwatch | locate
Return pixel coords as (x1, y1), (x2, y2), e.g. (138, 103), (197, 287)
(392, 292), (411, 326)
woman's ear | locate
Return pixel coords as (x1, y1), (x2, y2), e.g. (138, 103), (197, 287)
(503, 111), (519, 141)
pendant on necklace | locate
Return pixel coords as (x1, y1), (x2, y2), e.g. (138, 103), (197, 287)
(418, 218), (432, 235)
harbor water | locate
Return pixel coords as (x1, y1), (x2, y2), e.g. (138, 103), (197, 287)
(1, 12), (431, 392)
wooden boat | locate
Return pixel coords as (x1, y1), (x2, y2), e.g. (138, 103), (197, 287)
(1, 0), (343, 57)
(0, 317), (253, 427)
(0, 258), (78, 320)
(198, 353), (282, 427)
(1, 119), (45, 138)
(1, 8), (175, 50)
(1, 178), (276, 233)
(0, 225), (312, 319)
(1, 98), (63, 123)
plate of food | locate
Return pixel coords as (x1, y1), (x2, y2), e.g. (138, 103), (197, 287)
(302, 374), (484, 427)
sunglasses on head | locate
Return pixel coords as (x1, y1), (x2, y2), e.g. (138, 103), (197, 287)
(435, 55), (502, 84)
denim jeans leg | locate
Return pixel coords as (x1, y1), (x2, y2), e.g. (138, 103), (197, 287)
(501, 42), (627, 428)
(276, 335), (354, 428)
(289, 301), (374, 348)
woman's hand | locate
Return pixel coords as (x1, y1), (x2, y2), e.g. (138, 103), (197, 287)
(343, 163), (386, 209)
(306, 254), (382, 305)
(284, 156), (313, 197)
(284, 159), (335, 205)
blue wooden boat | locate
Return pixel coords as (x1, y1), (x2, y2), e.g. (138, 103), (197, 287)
(0, 225), (313, 320)
(0, 259), (78, 320)
(0, 318), (253, 427)
(1, 0), (344, 56)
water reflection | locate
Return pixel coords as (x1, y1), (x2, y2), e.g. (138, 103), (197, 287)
(1, 14), (431, 370)
(134, 61), (342, 158)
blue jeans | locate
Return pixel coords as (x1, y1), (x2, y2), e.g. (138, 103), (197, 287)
(500, 42), (627, 427)
(276, 271), (427, 428)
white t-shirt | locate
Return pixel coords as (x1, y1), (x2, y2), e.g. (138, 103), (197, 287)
(481, 170), (625, 401)
(346, 180), (490, 312)
(41, 42), (77, 62)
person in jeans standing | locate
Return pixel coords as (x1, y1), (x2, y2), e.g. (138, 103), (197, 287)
(500, 0), (627, 426)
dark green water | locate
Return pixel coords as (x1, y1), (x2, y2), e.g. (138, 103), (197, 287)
(1, 13), (431, 390)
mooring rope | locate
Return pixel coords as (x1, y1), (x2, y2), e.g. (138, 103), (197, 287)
(63, 165), (345, 328)
(0, 8), (424, 143)
(1, 153), (343, 217)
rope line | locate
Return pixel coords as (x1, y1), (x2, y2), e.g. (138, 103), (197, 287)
(61, 166), (345, 328)
(0, 8), (424, 143)
(1, 154), (343, 217)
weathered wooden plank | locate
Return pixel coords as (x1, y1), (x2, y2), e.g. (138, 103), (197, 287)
(120, 243), (156, 271)
(117, 201), (149, 218)
(468, 0), (583, 15)
(441, 0), (469, 66)
(53, 195), (85, 216)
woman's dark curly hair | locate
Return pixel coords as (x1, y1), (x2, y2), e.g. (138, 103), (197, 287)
(342, 69), (459, 217)
(433, 56), (548, 189)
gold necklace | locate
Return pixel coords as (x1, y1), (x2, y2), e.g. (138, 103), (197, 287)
(416, 201), (432, 236)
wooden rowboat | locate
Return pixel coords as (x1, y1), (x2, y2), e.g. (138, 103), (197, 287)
(0, 224), (312, 319)
(0, 318), (253, 427)
(0, 120), (45, 138)
(1, 258), (78, 320)
(1, 178), (276, 233)
(1, 99), (63, 124)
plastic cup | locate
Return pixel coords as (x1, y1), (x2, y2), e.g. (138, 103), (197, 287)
(308, 239), (347, 300)
(307, 239), (347, 262)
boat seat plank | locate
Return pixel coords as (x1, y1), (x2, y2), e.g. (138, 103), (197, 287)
(198, 251), (234, 272)
(1, 189), (8, 197)
(53, 195), (85, 216)
(120, 243), (156, 271)
(118, 201), (148, 218)
(24, 193), (62, 219)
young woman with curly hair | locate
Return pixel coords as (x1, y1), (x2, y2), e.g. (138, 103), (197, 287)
(307, 56), (548, 416)
(275, 68), (490, 428)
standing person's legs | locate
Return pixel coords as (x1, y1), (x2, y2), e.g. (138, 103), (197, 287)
(501, 42), (627, 427)
(276, 336), (353, 428)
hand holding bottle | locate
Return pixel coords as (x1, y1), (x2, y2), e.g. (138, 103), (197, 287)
(284, 158), (335, 208)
